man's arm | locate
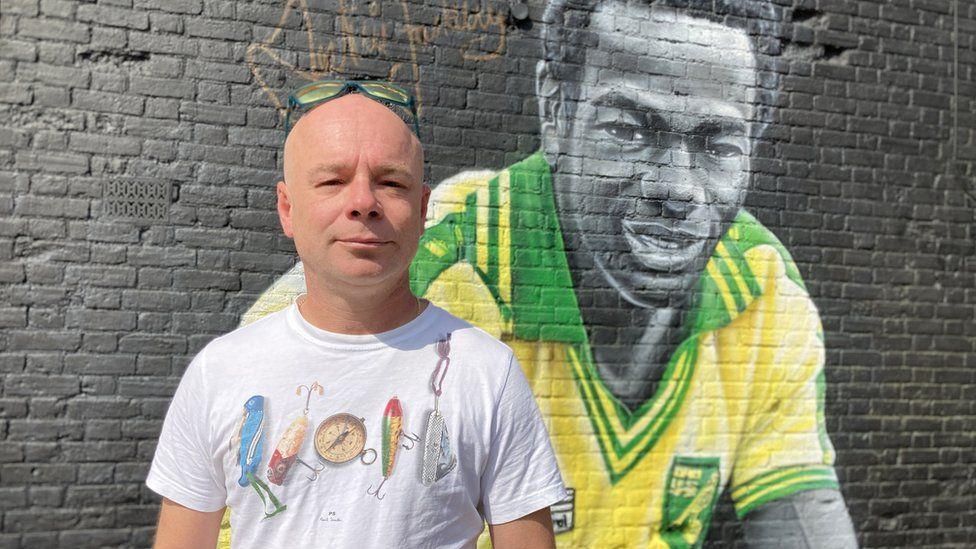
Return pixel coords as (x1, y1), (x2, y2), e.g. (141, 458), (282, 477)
(153, 498), (224, 549)
(742, 489), (857, 548)
(488, 507), (557, 549)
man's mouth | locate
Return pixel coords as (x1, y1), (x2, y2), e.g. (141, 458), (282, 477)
(621, 220), (708, 271)
(336, 237), (392, 247)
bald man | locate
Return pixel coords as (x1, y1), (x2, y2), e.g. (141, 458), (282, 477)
(147, 85), (565, 549)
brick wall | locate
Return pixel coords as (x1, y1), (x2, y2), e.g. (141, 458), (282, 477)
(0, 0), (974, 547)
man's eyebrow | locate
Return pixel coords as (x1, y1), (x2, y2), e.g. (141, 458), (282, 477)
(592, 91), (637, 110)
(305, 163), (343, 179)
(372, 164), (414, 177)
(692, 119), (748, 138)
(303, 163), (416, 182)
(592, 91), (669, 131)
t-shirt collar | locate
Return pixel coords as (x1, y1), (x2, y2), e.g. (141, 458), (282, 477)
(287, 294), (438, 351)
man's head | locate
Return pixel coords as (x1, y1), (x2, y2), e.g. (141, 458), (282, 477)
(537, 0), (781, 308)
(277, 93), (429, 293)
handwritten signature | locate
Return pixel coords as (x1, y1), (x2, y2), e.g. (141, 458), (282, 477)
(246, 0), (509, 111)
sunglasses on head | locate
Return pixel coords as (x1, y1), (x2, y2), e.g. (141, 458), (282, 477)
(285, 80), (420, 138)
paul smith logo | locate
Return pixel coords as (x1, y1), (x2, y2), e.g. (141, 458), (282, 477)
(246, 0), (508, 112)
(319, 510), (342, 522)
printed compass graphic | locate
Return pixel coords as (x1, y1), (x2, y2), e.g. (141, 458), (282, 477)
(314, 413), (376, 464)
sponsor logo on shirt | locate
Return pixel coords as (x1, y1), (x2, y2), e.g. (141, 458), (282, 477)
(551, 488), (575, 534)
(661, 456), (721, 549)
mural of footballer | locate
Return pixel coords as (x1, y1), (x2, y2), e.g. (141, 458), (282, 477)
(244, 0), (858, 546)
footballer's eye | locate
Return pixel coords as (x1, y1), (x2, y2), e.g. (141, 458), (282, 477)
(381, 180), (406, 188)
(595, 123), (662, 150)
(597, 123), (643, 142)
(704, 140), (744, 158)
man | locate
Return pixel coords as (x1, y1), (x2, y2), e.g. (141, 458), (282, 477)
(147, 83), (566, 548)
(245, 1), (857, 547)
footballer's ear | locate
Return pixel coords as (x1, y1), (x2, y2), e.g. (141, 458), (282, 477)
(536, 59), (569, 148)
(276, 180), (294, 239)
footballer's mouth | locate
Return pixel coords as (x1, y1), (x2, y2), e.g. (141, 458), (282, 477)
(621, 220), (709, 271)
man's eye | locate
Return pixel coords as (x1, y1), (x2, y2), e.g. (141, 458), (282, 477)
(382, 181), (405, 188)
(705, 142), (744, 158)
(597, 123), (648, 143)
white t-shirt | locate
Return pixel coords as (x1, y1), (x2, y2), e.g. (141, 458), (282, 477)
(146, 302), (566, 548)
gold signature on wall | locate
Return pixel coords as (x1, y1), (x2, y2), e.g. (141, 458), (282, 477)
(246, 0), (508, 113)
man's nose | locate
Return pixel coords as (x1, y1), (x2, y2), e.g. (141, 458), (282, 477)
(345, 179), (382, 220)
(637, 149), (707, 219)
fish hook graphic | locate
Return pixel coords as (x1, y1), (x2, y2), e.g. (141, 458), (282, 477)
(401, 432), (420, 450)
(366, 477), (388, 500)
(298, 382), (324, 416)
(295, 457), (325, 482)
(365, 432), (419, 500)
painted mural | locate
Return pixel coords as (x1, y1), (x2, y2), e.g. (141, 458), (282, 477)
(239, 0), (858, 546)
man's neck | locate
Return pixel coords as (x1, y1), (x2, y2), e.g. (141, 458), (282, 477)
(298, 274), (424, 335)
(581, 297), (689, 412)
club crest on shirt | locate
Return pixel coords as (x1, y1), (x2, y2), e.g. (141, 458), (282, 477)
(660, 457), (721, 549)
(550, 488), (575, 534)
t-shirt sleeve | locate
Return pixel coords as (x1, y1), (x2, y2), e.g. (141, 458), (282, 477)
(146, 349), (227, 512)
(729, 249), (839, 518)
(479, 351), (566, 525)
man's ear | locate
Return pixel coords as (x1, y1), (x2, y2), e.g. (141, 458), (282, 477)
(536, 60), (567, 148)
(420, 183), (431, 223)
(276, 180), (294, 238)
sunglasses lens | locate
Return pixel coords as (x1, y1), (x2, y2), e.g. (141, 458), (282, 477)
(360, 82), (410, 105)
(294, 81), (346, 105)
(285, 80), (419, 138)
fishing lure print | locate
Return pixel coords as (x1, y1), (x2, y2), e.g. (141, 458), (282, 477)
(267, 382), (323, 485)
(237, 396), (266, 487)
(422, 333), (457, 486)
(246, 471), (287, 519)
(367, 396), (419, 500)
(422, 411), (456, 486)
(233, 395), (286, 519)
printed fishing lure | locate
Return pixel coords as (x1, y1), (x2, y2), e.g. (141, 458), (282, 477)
(233, 395), (286, 518)
(422, 334), (457, 486)
(367, 396), (417, 499)
(236, 395), (265, 487)
(267, 382), (323, 485)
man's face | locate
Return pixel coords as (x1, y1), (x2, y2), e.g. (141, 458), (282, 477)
(277, 94), (429, 291)
(544, 4), (758, 307)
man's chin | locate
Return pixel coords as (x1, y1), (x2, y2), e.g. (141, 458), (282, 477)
(314, 257), (405, 288)
(599, 267), (697, 309)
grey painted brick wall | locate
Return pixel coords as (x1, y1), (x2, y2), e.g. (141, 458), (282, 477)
(1, 0), (975, 547)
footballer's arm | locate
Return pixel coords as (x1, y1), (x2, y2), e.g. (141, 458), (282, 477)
(742, 489), (857, 549)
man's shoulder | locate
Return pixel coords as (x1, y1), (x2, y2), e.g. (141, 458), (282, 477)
(426, 168), (498, 221)
(240, 264), (304, 326)
(426, 151), (548, 222)
(198, 307), (293, 365)
(426, 304), (515, 367)
(727, 210), (808, 292)
(729, 210), (786, 253)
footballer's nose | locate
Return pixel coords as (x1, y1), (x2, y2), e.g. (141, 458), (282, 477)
(637, 161), (707, 220)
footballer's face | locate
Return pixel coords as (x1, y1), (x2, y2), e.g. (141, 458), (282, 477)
(544, 4), (758, 307)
